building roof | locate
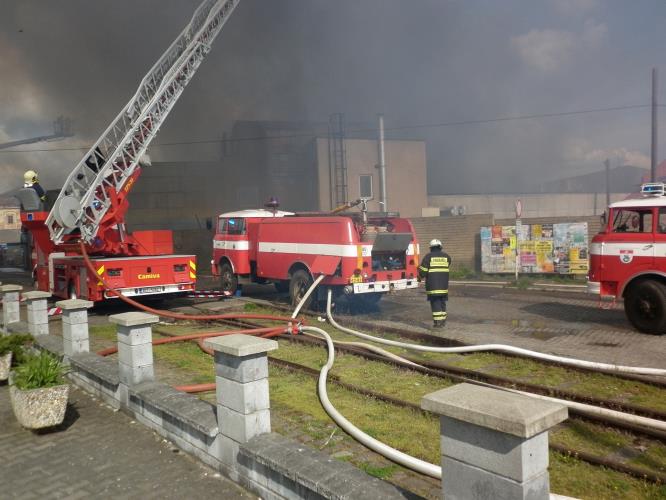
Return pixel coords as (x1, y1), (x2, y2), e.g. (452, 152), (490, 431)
(0, 195), (20, 208)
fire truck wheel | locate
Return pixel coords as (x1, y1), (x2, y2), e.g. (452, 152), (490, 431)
(290, 270), (313, 309)
(219, 262), (238, 295)
(624, 280), (666, 334)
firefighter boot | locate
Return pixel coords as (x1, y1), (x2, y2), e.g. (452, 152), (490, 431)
(433, 319), (444, 328)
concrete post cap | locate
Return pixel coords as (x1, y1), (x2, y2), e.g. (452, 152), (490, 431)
(109, 311), (160, 327)
(22, 291), (52, 300)
(205, 334), (278, 357)
(55, 299), (94, 310)
(421, 383), (568, 438)
(1, 284), (23, 292)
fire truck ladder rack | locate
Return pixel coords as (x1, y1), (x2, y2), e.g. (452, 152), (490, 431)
(45, 0), (240, 245)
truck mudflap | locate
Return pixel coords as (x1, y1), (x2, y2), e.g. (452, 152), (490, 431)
(103, 283), (192, 299)
(351, 278), (419, 294)
(310, 255), (342, 275)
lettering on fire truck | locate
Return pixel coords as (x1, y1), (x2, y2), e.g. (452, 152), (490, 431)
(138, 273), (161, 280)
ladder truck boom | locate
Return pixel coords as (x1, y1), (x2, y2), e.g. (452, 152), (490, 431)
(46, 0), (240, 246)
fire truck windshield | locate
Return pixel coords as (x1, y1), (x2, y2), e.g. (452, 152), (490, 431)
(612, 208), (653, 233)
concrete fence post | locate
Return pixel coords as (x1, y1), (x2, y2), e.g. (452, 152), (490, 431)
(109, 312), (159, 389)
(57, 299), (94, 358)
(205, 334), (278, 468)
(1, 284), (23, 334)
(23, 291), (52, 337)
(422, 383), (568, 500)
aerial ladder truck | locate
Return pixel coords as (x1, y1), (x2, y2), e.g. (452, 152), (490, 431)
(18, 0), (240, 301)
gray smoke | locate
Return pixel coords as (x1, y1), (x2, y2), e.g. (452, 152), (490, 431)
(0, 0), (664, 194)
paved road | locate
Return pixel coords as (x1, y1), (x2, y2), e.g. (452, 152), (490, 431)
(0, 384), (253, 499)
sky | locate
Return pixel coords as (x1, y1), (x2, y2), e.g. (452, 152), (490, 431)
(0, 0), (665, 195)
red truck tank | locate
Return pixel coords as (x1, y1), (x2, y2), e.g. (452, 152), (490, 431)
(588, 182), (666, 334)
(211, 209), (420, 306)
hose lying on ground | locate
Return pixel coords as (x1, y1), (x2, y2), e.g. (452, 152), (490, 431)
(325, 289), (666, 377)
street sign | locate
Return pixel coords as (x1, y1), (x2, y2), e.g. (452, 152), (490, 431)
(515, 199), (522, 218)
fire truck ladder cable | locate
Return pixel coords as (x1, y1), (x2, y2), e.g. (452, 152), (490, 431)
(324, 290), (666, 377)
(46, 0), (241, 245)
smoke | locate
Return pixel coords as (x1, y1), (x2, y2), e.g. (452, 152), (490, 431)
(0, 0), (664, 195)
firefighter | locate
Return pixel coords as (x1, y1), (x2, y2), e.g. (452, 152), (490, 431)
(23, 170), (46, 202)
(418, 239), (451, 328)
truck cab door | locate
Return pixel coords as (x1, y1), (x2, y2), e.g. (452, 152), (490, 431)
(653, 207), (666, 268)
(604, 207), (655, 287)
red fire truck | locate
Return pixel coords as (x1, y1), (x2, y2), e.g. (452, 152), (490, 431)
(211, 207), (420, 307)
(18, 1), (241, 302)
(588, 182), (666, 334)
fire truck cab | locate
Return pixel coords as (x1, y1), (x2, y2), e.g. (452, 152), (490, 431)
(212, 209), (420, 307)
(588, 182), (666, 334)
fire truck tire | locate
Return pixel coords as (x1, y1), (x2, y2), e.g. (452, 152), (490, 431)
(219, 262), (238, 295)
(624, 280), (666, 334)
(290, 270), (314, 309)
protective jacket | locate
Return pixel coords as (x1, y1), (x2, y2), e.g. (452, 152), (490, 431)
(418, 249), (451, 296)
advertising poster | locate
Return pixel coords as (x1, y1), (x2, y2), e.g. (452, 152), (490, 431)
(480, 222), (588, 274)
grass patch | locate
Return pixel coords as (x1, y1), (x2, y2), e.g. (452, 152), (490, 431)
(89, 324), (118, 341)
(629, 443), (666, 474)
(549, 451), (666, 500)
(551, 420), (632, 457)
(357, 462), (399, 480)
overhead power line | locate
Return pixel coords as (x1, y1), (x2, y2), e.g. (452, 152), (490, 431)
(0, 103), (656, 154)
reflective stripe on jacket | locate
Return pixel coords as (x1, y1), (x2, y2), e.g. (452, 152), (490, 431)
(418, 249), (451, 296)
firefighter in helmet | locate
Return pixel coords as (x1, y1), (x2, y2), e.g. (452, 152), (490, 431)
(23, 170), (46, 202)
(418, 239), (451, 328)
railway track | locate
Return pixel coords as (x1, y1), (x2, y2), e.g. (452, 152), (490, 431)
(153, 300), (666, 485)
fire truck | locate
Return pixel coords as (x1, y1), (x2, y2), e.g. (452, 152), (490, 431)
(18, 0), (241, 301)
(588, 182), (666, 334)
(211, 203), (421, 307)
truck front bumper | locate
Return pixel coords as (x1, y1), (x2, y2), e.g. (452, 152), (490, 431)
(349, 278), (419, 294)
(587, 281), (600, 295)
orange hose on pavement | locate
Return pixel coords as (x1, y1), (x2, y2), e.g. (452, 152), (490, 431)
(79, 241), (304, 329)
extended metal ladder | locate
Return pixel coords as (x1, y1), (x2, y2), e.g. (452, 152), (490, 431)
(46, 0), (240, 244)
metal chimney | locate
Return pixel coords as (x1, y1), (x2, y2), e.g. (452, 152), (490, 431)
(377, 114), (388, 212)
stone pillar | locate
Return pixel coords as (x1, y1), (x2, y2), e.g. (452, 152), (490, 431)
(57, 299), (94, 357)
(421, 383), (568, 500)
(205, 334), (277, 467)
(23, 291), (51, 336)
(109, 312), (159, 387)
(1, 284), (23, 334)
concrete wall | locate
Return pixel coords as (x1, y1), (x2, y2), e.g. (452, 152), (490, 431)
(427, 193), (628, 220)
(316, 138), (427, 217)
(0, 208), (20, 230)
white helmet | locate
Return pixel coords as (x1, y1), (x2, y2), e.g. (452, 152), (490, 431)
(429, 239), (442, 249)
(23, 170), (38, 187)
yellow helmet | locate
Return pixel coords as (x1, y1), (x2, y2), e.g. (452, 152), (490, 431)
(23, 170), (38, 187)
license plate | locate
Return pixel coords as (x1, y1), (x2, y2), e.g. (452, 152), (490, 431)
(137, 286), (164, 294)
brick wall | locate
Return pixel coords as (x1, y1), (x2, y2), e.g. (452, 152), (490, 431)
(409, 215), (494, 270)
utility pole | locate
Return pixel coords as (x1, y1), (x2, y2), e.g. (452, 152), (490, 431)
(604, 158), (610, 208)
(651, 68), (658, 182)
(377, 114), (388, 213)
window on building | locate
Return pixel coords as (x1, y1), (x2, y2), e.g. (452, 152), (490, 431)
(7, 214), (14, 225)
(359, 175), (373, 199)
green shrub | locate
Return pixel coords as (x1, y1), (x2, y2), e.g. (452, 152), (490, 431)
(13, 351), (67, 390)
(0, 334), (33, 365)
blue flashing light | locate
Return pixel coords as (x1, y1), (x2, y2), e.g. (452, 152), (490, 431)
(641, 183), (666, 196)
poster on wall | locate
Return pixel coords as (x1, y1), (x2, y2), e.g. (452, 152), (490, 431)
(480, 222), (588, 274)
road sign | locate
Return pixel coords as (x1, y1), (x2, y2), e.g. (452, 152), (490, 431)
(515, 199), (522, 218)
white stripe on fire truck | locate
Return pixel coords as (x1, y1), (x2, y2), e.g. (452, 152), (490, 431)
(589, 242), (660, 257)
(258, 242), (376, 257)
(213, 240), (250, 250)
